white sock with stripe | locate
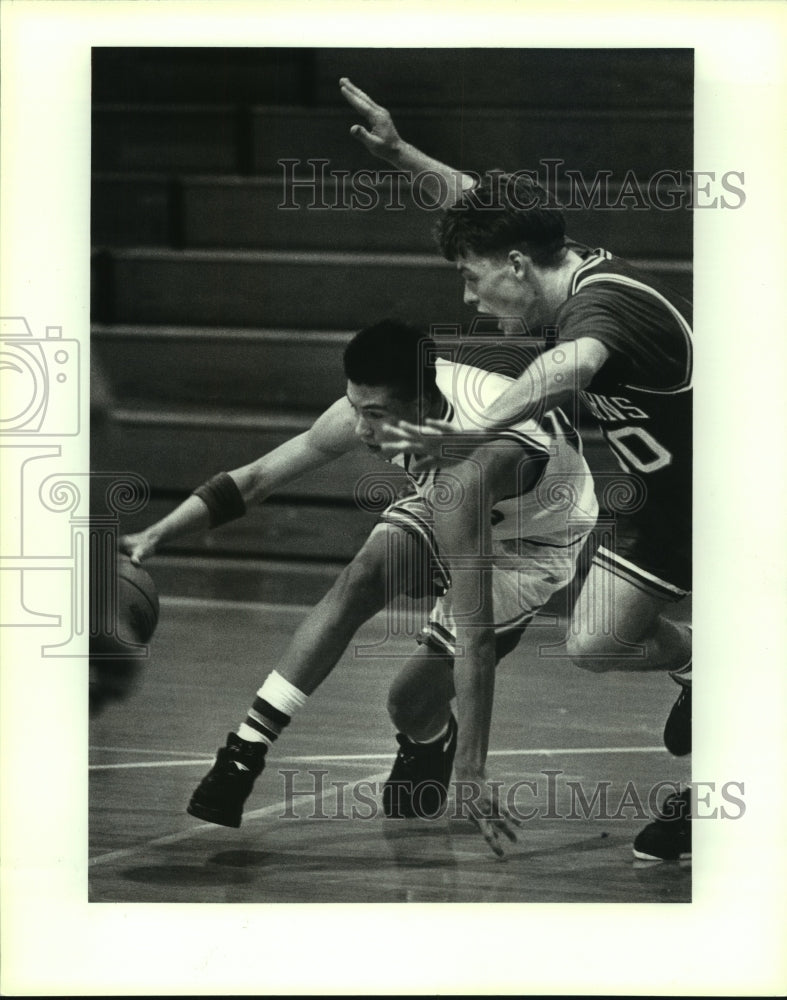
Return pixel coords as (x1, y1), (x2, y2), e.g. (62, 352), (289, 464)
(237, 670), (309, 748)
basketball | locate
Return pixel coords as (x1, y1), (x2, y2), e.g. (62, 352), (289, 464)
(117, 552), (160, 644)
(89, 553), (160, 715)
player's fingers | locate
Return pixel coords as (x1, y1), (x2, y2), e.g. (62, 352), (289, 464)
(339, 76), (366, 97)
(499, 818), (521, 843)
(379, 440), (415, 457)
(378, 442), (409, 456)
(349, 124), (380, 149)
(377, 421), (408, 440)
(339, 77), (379, 111)
(376, 432), (402, 447)
(340, 83), (377, 117)
(378, 442), (408, 457)
(378, 421), (426, 444)
(397, 420), (442, 439)
(378, 439), (421, 456)
(118, 537), (144, 566)
(477, 819), (506, 859)
(117, 536), (135, 557)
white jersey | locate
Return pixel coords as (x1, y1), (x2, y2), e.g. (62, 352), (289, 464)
(390, 359), (597, 545)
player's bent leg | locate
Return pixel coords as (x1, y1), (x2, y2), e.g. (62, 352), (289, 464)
(386, 643), (456, 739)
(383, 644), (458, 819)
(276, 521), (428, 695)
(663, 656), (691, 756)
(566, 564), (693, 855)
(565, 563), (691, 674)
(188, 523), (428, 828)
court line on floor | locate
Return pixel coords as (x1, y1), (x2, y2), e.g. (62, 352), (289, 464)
(88, 745), (667, 771)
(91, 759), (213, 770)
(296, 746), (668, 761)
(158, 595), (453, 633)
(90, 745), (212, 757)
(88, 769), (391, 868)
(160, 595), (313, 615)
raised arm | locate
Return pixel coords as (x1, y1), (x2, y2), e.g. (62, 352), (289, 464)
(340, 77), (475, 208)
(120, 398), (359, 564)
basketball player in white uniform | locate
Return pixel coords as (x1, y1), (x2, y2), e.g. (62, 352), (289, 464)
(122, 320), (596, 856)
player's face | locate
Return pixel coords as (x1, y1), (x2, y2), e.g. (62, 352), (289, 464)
(456, 250), (544, 333)
(346, 381), (422, 452)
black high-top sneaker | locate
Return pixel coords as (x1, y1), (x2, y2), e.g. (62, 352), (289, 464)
(633, 787), (692, 861)
(383, 714), (458, 819)
(187, 732), (267, 828)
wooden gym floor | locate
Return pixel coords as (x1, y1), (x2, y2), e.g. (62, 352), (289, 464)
(89, 582), (692, 905)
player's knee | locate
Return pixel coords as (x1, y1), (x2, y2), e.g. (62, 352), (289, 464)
(386, 682), (411, 730)
(387, 680), (432, 732)
(565, 633), (618, 673)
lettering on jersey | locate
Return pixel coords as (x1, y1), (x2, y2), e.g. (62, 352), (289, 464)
(580, 391), (649, 423)
(579, 392), (673, 473)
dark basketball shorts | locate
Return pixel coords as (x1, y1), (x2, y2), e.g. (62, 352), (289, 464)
(590, 501), (692, 602)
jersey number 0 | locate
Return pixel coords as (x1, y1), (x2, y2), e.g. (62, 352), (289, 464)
(605, 425), (672, 473)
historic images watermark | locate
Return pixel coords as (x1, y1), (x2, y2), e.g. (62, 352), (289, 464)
(278, 158), (746, 212)
(0, 315), (152, 661)
(277, 768), (745, 821)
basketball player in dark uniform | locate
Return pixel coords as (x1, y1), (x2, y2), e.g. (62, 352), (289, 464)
(555, 244), (692, 607)
(340, 78), (692, 861)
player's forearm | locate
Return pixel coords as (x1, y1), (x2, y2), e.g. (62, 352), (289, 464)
(139, 494), (213, 549)
(436, 496), (496, 777)
(476, 375), (570, 429)
(453, 628), (497, 779)
(476, 339), (609, 430)
(232, 423), (350, 507)
(388, 141), (475, 207)
(122, 466), (256, 565)
(135, 468), (249, 549)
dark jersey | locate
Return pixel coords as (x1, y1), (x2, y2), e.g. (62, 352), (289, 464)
(554, 246), (692, 595)
(556, 246), (692, 510)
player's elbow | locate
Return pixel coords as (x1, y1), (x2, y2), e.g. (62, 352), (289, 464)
(234, 464), (271, 506)
(565, 632), (620, 673)
(574, 338), (611, 389)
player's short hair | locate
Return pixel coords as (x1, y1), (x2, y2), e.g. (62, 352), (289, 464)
(436, 171), (566, 267)
(343, 319), (439, 402)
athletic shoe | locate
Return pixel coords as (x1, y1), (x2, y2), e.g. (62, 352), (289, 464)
(633, 788), (691, 861)
(664, 663), (692, 756)
(187, 732), (267, 828)
(383, 714), (458, 819)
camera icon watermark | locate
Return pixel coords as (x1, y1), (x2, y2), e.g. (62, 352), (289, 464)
(0, 316), (80, 436)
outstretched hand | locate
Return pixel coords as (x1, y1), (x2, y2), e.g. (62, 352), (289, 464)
(378, 418), (465, 460)
(456, 781), (525, 859)
(339, 77), (403, 161)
